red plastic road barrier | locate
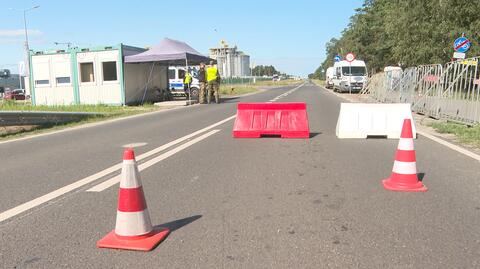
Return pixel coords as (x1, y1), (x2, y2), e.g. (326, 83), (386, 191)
(232, 102), (310, 138)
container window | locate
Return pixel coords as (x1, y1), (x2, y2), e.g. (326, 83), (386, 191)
(56, 77), (71, 84)
(102, 61), (117, 81)
(35, 80), (49, 85)
(80, 62), (95, 82)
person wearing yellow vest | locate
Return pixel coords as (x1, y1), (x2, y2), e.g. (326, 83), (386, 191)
(206, 60), (221, 104)
(183, 72), (192, 98)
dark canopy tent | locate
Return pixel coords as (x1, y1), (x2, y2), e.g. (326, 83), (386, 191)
(125, 38), (213, 65)
(125, 38), (213, 103)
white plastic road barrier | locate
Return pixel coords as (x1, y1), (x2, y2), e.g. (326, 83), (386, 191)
(335, 103), (416, 139)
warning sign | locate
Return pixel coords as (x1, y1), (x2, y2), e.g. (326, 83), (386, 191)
(460, 59), (478, 66)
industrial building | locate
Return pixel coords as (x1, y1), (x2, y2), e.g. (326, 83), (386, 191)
(28, 44), (169, 105)
(209, 41), (250, 78)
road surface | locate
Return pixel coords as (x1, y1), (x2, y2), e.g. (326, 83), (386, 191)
(1, 82), (479, 268)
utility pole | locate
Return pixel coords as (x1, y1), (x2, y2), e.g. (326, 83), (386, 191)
(21, 6), (40, 76)
(9, 6), (40, 92)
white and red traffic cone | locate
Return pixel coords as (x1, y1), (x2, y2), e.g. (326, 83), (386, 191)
(97, 148), (170, 251)
(382, 119), (427, 192)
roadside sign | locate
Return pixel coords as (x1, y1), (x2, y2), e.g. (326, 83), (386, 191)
(460, 59), (478, 66)
(345, 52), (355, 62)
(18, 61), (26, 76)
(453, 52), (466, 59)
(453, 37), (471, 53)
(424, 75), (439, 83)
(334, 55), (342, 62)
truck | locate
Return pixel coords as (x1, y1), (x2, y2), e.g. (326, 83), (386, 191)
(325, 67), (334, 89)
(168, 66), (200, 99)
(332, 60), (368, 93)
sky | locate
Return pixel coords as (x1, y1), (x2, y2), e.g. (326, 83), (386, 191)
(1, 0), (363, 77)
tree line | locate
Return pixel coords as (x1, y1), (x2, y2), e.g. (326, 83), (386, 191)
(252, 65), (285, 77)
(310, 0), (480, 79)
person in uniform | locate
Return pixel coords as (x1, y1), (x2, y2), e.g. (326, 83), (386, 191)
(183, 71), (192, 98)
(206, 61), (221, 104)
(197, 63), (207, 104)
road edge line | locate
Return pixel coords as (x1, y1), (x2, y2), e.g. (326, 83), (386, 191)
(416, 129), (480, 162)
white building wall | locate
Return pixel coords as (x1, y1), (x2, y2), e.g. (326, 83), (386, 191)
(124, 63), (168, 104)
(31, 53), (75, 105)
(240, 55), (250, 77)
(209, 46), (250, 78)
(77, 50), (122, 105)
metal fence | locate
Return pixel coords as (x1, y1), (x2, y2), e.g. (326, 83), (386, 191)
(363, 57), (480, 125)
(221, 77), (272, 85)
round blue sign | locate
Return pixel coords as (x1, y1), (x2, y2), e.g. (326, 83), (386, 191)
(334, 55), (342, 62)
(454, 37), (471, 53)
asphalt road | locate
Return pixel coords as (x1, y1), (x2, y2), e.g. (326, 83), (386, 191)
(1, 82), (479, 268)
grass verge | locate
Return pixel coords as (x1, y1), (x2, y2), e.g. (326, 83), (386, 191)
(253, 79), (302, 87)
(220, 85), (258, 96)
(0, 100), (156, 113)
(429, 121), (480, 148)
(311, 79), (325, 87)
(0, 102), (164, 141)
(219, 79), (303, 96)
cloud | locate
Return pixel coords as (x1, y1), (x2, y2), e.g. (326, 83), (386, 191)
(0, 29), (42, 37)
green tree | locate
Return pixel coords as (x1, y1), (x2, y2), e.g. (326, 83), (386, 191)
(312, 0), (480, 75)
(253, 65), (280, 76)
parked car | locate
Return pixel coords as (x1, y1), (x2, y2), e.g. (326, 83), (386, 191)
(4, 89), (26, 100)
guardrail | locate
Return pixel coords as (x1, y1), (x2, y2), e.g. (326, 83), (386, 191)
(0, 111), (104, 126)
(364, 57), (480, 125)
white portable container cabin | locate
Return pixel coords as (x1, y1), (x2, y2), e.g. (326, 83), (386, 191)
(28, 44), (169, 105)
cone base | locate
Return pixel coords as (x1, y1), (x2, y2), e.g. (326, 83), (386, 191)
(382, 178), (427, 192)
(97, 227), (170, 251)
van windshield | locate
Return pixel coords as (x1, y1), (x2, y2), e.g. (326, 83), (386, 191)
(342, 66), (366, 76)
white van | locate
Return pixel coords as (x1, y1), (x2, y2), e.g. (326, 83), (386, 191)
(325, 67), (334, 89)
(168, 66), (200, 98)
(332, 60), (368, 93)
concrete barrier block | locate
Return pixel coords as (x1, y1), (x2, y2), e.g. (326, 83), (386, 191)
(336, 103), (416, 139)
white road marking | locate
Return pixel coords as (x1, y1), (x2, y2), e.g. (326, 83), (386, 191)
(0, 116), (235, 223)
(267, 83), (305, 103)
(417, 130), (480, 162)
(87, 129), (221, 192)
(122, 142), (148, 148)
(0, 163), (122, 223)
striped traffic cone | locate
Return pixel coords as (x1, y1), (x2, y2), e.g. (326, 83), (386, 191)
(382, 119), (427, 192)
(97, 148), (170, 251)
